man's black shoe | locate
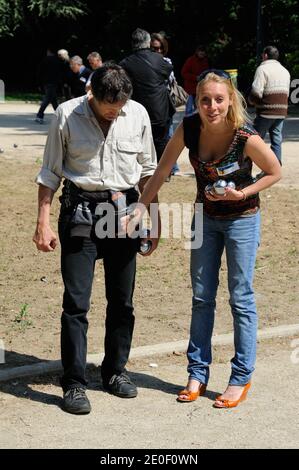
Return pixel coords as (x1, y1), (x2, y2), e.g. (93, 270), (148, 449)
(62, 387), (91, 414)
(104, 373), (137, 398)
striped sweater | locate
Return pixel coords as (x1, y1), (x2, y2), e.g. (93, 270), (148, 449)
(249, 59), (290, 118)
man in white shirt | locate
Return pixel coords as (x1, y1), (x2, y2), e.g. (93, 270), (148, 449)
(249, 45), (290, 166)
(33, 63), (159, 415)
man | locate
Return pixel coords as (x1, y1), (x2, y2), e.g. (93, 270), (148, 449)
(33, 63), (159, 415)
(35, 47), (63, 123)
(87, 51), (103, 71)
(86, 51), (103, 91)
(57, 49), (72, 101)
(69, 55), (92, 97)
(248, 45), (290, 166)
(120, 28), (173, 163)
(181, 45), (209, 116)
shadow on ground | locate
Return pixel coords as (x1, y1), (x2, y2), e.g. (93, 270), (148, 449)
(0, 358), (220, 412)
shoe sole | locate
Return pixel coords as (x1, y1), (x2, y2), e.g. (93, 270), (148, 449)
(104, 386), (137, 398)
(61, 402), (91, 415)
(62, 406), (91, 415)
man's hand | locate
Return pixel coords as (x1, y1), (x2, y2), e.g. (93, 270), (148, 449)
(33, 185), (56, 252)
(120, 203), (145, 236)
(33, 223), (57, 252)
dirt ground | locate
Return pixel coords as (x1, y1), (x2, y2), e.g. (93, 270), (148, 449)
(1, 335), (299, 449)
(0, 104), (298, 369)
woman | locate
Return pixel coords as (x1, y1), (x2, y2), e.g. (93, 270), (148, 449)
(125, 69), (281, 408)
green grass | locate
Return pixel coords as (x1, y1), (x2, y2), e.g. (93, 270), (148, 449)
(5, 92), (40, 102)
(13, 303), (33, 330)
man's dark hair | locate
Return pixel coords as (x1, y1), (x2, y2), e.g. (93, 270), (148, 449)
(131, 28), (151, 51)
(91, 62), (133, 103)
(263, 45), (279, 60)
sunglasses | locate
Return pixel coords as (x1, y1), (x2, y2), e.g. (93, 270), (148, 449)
(197, 69), (231, 82)
(151, 46), (163, 52)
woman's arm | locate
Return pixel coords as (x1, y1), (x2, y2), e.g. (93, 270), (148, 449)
(206, 134), (282, 202)
(124, 123), (185, 233)
(240, 134), (282, 197)
(139, 122), (185, 207)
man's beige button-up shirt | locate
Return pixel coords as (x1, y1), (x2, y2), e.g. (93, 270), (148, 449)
(36, 96), (157, 192)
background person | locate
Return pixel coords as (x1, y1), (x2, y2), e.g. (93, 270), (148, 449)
(181, 45), (209, 116)
(86, 51), (103, 91)
(35, 47), (62, 123)
(120, 28), (174, 165)
(151, 32), (180, 177)
(87, 51), (103, 71)
(69, 55), (92, 97)
(248, 45), (290, 171)
(57, 48), (72, 101)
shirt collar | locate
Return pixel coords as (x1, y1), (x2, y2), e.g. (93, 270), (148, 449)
(262, 59), (278, 65)
(73, 95), (92, 118)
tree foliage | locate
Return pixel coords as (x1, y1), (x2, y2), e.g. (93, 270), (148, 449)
(0, 0), (86, 37)
(0, 0), (298, 91)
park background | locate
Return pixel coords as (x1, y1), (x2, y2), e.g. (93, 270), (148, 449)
(0, 0), (299, 96)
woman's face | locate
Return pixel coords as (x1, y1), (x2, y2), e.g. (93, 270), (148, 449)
(197, 81), (232, 126)
(151, 39), (163, 54)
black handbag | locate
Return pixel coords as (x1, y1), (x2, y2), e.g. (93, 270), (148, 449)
(169, 79), (188, 108)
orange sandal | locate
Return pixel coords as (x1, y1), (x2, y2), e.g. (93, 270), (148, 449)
(177, 384), (207, 402)
(213, 383), (251, 409)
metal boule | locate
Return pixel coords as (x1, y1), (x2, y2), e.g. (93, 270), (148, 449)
(138, 228), (152, 254)
(213, 179), (227, 195)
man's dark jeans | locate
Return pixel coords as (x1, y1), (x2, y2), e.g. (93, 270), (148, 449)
(37, 83), (58, 119)
(152, 121), (171, 163)
(58, 212), (139, 392)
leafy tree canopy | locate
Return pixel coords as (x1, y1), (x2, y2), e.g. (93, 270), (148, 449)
(0, 0), (86, 37)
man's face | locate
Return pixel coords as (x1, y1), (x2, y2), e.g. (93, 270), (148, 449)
(88, 57), (102, 70)
(91, 98), (127, 121)
(70, 61), (81, 73)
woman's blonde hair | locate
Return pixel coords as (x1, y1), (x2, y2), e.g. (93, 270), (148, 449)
(196, 72), (251, 129)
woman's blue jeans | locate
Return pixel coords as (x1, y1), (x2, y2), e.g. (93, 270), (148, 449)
(188, 211), (261, 386)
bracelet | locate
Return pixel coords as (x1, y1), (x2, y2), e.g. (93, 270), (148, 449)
(240, 190), (247, 201)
